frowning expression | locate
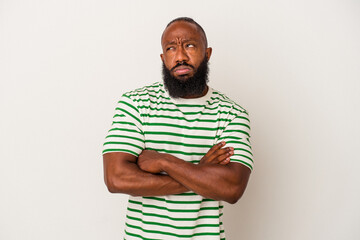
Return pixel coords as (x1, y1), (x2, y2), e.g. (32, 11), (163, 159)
(160, 21), (212, 80)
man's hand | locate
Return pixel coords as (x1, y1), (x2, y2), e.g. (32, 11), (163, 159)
(138, 149), (168, 174)
(200, 141), (234, 165)
(138, 142), (233, 174)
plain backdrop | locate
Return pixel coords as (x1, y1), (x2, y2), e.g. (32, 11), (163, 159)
(1, 0), (359, 239)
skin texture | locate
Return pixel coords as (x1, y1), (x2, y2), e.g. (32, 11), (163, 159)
(103, 20), (251, 204)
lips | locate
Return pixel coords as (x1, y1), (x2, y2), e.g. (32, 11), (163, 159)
(173, 66), (192, 75)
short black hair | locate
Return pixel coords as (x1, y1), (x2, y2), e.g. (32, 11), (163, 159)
(162, 17), (208, 47)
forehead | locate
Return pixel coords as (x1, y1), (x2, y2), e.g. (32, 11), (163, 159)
(161, 21), (205, 46)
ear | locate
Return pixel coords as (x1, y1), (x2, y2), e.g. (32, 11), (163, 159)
(160, 53), (164, 62)
(205, 47), (212, 61)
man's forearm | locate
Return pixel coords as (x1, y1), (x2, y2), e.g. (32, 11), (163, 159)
(104, 153), (188, 196)
(159, 155), (251, 204)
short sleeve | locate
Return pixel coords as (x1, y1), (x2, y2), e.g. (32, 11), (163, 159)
(218, 111), (254, 171)
(102, 95), (145, 157)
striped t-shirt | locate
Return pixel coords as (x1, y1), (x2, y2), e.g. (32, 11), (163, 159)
(103, 82), (253, 239)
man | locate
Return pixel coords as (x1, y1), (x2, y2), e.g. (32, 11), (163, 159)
(103, 17), (253, 239)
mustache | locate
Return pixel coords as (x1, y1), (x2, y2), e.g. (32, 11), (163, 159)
(170, 62), (195, 71)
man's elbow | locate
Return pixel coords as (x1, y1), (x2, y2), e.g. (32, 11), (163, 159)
(105, 173), (141, 196)
(104, 173), (125, 194)
(226, 186), (246, 204)
(106, 181), (119, 193)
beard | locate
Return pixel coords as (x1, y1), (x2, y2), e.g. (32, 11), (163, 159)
(162, 57), (209, 98)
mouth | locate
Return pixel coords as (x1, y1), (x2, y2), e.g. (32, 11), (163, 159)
(173, 66), (193, 76)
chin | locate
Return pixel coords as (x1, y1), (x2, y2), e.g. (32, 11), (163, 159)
(176, 76), (191, 82)
(173, 73), (193, 81)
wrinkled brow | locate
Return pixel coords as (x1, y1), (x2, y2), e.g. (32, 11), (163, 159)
(164, 38), (193, 46)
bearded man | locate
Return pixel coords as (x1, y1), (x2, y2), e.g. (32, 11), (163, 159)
(103, 17), (253, 239)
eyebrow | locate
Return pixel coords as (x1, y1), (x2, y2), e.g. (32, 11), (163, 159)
(164, 39), (194, 46)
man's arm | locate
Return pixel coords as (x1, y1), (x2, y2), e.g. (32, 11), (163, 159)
(103, 152), (187, 196)
(138, 145), (251, 204)
(162, 156), (251, 204)
(103, 143), (233, 196)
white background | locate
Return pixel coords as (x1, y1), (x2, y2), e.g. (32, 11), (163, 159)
(1, 0), (359, 239)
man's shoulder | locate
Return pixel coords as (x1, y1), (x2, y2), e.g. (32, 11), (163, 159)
(210, 88), (249, 115)
(123, 82), (164, 97)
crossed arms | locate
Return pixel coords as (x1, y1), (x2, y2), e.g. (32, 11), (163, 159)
(103, 141), (251, 204)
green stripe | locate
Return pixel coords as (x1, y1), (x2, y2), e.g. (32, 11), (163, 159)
(145, 131), (219, 140)
(218, 135), (251, 142)
(146, 148), (205, 156)
(211, 94), (247, 111)
(189, 160), (200, 164)
(223, 140), (252, 149)
(127, 207), (220, 221)
(175, 104), (205, 107)
(143, 196), (214, 204)
(105, 135), (144, 143)
(103, 142), (143, 150)
(234, 147), (253, 156)
(124, 231), (149, 240)
(116, 107), (142, 125)
(126, 215), (219, 230)
(174, 192), (198, 196)
(140, 114), (232, 123)
(133, 99), (236, 112)
(127, 86), (165, 96)
(112, 121), (137, 127)
(209, 96), (245, 112)
(102, 148), (138, 156)
(119, 98), (140, 113)
(138, 105), (239, 116)
(126, 82), (162, 94)
(124, 230), (224, 240)
(113, 114), (125, 118)
(143, 122), (225, 131)
(109, 128), (142, 134)
(132, 93), (170, 101)
(125, 223), (220, 238)
(132, 98), (174, 105)
(231, 159), (253, 170)
(145, 139), (212, 148)
(129, 90), (167, 98)
(126, 222), (220, 237)
(228, 122), (250, 129)
(235, 114), (250, 120)
(222, 129), (250, 137)
(129, 200), (219, 212)
(233, 154), (253, 163)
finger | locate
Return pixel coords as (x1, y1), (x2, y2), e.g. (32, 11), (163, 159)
(203, 141), (226, 159)
(219, 157), (231, 165)
(215, 149), (234, 163)
(205, 147), (233, 164)
(210, 147), (234, 161)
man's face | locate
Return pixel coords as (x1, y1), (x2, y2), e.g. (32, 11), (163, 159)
(160, 21), (212, 81)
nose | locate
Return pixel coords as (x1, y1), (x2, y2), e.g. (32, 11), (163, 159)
(174, 46), (189, 63)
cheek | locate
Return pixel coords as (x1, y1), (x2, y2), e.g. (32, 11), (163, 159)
(163, 55), (176, 67)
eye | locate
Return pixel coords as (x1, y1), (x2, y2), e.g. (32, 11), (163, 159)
(186, 44), (195, 48)
(166, 46), (175, 51)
